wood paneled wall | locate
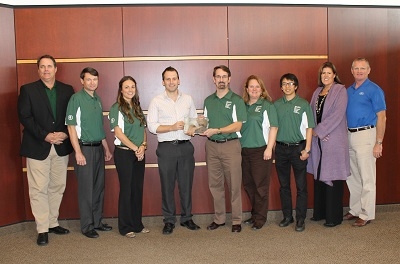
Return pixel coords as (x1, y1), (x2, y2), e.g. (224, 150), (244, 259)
(0, 6), (25, 226)
(327, 7), (400, 203)
(1, 5), (398, 226)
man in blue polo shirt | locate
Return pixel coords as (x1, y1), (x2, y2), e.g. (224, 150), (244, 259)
(344, 58), (386, 227)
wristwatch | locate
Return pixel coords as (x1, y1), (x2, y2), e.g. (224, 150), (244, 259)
(141, 141), (147, 150)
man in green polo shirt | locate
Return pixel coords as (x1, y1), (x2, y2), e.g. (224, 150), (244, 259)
(202, 65), (247, 233)
(66, 67), (112, 239)
(274, 73), (314, 232)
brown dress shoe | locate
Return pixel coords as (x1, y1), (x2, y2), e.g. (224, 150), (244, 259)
(251, 222), (264, 230)
(352, 218), (371, 227)
(343, 212), (358, 220)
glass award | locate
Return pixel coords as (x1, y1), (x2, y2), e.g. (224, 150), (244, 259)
(184, 116), (209, 134)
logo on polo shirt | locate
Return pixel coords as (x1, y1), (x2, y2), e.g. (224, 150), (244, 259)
(67, 115), (73, 120)
(225, 101), (232, 109)
(293, 106), (301, 114)
(359, 92), (364, 95)
(110, 118), (115, 124)
(255, 106), (262, 112)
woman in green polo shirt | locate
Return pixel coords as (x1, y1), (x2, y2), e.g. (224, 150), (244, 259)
(109, 76), (148, 238)
(240, 75), (278, 230)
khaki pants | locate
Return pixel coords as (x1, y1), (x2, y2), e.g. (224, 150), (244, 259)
(27, 145), (69, 233)
(206, 139), (242, 225)
(347, 128), (377, 221)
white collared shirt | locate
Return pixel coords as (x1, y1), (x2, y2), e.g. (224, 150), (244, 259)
(147, 90), (197, 142)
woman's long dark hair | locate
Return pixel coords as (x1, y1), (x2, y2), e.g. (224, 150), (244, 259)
(117, 76), (146, 126)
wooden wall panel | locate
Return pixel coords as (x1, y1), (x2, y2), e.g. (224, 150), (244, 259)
(17, 62), (124, 111)
(228, 6), (327, 55)
(123, 6), (228, 56)
(0, 7), (25, 226)
(14, 7), (123, 59)
(328, 7), (400, 204)
(228, 60), (326, 102)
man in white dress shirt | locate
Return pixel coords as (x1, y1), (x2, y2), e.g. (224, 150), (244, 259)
(147, 66), (200, 235)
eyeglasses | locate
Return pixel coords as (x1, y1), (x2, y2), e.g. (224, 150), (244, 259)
(281, 82), (295, 87)
(214, 75), (229, 80)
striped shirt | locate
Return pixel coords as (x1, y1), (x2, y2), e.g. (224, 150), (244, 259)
(147, 90), (197, 142)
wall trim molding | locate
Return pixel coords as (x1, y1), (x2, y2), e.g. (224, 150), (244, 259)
(17, 55), (328, 64)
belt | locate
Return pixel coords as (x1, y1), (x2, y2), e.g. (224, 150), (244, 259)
(161, 140), (189, 145)
(115, 145), (130, 150)
(208, 138), (238, 143)
(276, 140), (305, 147)
(79, 141), (102, 147)
(348, 125), (375, 133)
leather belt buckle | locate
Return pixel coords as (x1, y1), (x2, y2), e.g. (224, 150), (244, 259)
(208, 138), (237, 143)
(348, 125), (374, 133)
(115, 145), (130, 150)
(276, 140), (305, 147)
(79, 141), (102, 147)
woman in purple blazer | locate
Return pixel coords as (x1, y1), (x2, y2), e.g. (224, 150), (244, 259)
(307, 62), (350, 227)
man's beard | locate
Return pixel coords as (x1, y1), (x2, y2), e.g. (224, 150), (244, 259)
(217, 82), (226, 89)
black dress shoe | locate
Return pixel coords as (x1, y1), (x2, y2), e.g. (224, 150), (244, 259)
(37, 232), (48, 246)
(180, 220), (200, 230)
(295, 219), (305, 232)
(279, 217), (294, 227)
(94, 223), (112, 231)
(231, 224), (242, 233)
(207, 222), (225, 230)
(83, 229), (99, 238)
(243, 218), (255, 225)
(162, 223), (175, 235)
(49, 226), (70, 235)
(323, 222), (341, 227)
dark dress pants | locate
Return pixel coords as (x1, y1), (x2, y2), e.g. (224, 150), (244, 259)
(242, 146), (272, 224)
(157, 141), (195, 224)
(114, 147), (145, 235)
(74, 145), (105, 233)
(275, 143), (308, 221)
(313, 180), (344, 225)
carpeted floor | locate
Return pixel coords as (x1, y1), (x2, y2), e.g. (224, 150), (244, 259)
(1, 205), (399, 264)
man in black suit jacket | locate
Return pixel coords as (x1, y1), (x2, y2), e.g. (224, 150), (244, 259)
(18, 55), (74, 246)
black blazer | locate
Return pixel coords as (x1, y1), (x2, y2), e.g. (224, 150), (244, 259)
(18, 80), (75, 160)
